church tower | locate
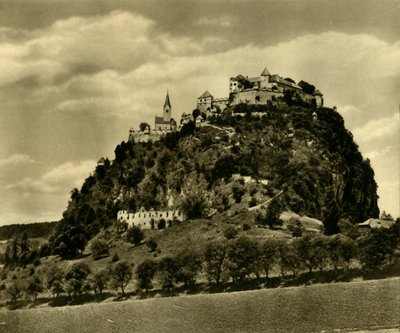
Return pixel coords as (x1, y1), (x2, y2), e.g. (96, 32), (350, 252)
(163, 91), (171, 122)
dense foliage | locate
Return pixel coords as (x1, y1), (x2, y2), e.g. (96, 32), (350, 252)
(46, 104), (379, 258)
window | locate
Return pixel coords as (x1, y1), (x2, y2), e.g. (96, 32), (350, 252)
(166, 212), (169, 217)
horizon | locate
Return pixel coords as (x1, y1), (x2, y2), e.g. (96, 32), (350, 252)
(0, 0), (399, 225)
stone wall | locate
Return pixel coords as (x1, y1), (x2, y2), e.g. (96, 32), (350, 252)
(117, 208), (185, 229)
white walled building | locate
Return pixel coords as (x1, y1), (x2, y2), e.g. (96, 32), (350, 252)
(117, 207), (185, 229)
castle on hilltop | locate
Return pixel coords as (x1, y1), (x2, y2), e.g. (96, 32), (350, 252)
(128, 66), (324, 143)
(197, 66), (323, 116)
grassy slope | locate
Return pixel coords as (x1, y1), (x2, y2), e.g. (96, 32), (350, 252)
(1, 277), (399, 333)
(41, 215), (293, 285)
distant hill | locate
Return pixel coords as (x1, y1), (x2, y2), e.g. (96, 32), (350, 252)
(0, 221), (58, 240)
(48, 103), (379, 258)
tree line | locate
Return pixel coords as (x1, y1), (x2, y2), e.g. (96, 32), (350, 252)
(4, 221), (399, 306)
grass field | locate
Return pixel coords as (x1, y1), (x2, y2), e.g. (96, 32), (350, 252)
(0, 277), (398, 333)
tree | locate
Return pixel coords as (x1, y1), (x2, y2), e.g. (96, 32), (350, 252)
(380, 210), (394, 221)
(259, 238), (278, 281)
(175, 250), (202, 288)
(136, 260), (157, 292)
(126, 226), (144, 246)
(232, 183), (246, 203)
(287, 219), (303, 237)
(115, 219), (128, 235)
(192, 109), (201, 119)
(357, 229), (395, 271)
(204, 240), (227, 286)
(26, 274), (43, 301)
(65, 262), (91, 296)
(256, 199), (283, 229)
(91, 269), (110, 295)
(110, 261), (133, 295)
(338, 235), (357, 271)
(90, 239), (109, 260)
(146, 238), (158, 252)
(226, 237), (258, 284)
(285, 243), (303, 278)
(19, 231), (30, 267)
(311, 235), (330, 273)
(139, 122), (150, 132)
(274, 238), (290, 278)
(157, 257), (177, 291)
(45, 264), (64, 299)
(6, 278), (23, 304)
(338, 218), (359, 240)
(294, 235), (317, 274)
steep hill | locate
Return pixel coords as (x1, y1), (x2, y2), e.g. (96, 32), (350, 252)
(48, 104), (379, 258)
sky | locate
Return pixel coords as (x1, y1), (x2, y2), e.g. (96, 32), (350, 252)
(0, 0), (399, 226)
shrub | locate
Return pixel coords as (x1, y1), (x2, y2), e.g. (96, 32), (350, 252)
(90, 239), (109, 260)
(111, 253), (119, 262)
(126, 226), (144, 246)
(146, 238), (158, 252)
(224, 226), (239, 240)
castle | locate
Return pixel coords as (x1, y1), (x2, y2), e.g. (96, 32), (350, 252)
(196, 67), (323, 115)
(129, 66), (323, 144)
(117, 207), (185, 229)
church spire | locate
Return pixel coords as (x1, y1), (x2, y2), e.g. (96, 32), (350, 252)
(164, 91), (171, 108)
(163, 91), (171, 122)
(260, 66), (270, 76)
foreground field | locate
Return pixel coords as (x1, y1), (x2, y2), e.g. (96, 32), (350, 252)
(1, 277), (399, 333)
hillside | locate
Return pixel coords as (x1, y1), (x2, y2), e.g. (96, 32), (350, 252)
(1, 277), (398, 333)
(48, 104), (379, 258)
(0, 222), (58, 241)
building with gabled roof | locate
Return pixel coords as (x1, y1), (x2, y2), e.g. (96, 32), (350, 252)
(357, 218), (395, 232)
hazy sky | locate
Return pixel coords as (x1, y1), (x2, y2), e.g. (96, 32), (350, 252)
(0, 0), (399, 225)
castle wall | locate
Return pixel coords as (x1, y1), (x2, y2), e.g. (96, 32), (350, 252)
(213, 98), (229, 112)
(129, 130), (170, 143)
(230, 89), (282, 106)
(117, 209), (185, 229)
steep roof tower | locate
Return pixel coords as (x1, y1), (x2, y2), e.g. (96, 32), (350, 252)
(163, 91), (171, 122)
(260, 66), (270, 76)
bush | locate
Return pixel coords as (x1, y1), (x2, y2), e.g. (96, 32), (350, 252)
(242, 223), (251, 231)
(146, 238), (158, 252)
(90, 239), (109, 260)
(224, 226), (239, 240)
(111, 253), (119, 262)
(126, 226), (144, 246)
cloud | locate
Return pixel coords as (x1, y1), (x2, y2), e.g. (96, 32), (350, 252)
(7, 160), (96, 194)
(1, 10), (399, 223)
(195, 16), (233, 28)
(352, 113), (399, 144)
(0, 154), (36, 167)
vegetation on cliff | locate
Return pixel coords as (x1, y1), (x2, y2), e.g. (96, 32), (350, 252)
(44, 104), (379, 258)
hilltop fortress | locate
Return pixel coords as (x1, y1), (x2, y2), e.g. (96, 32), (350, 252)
(128, 66), (323, 143)
(197, 66), (323, 116)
